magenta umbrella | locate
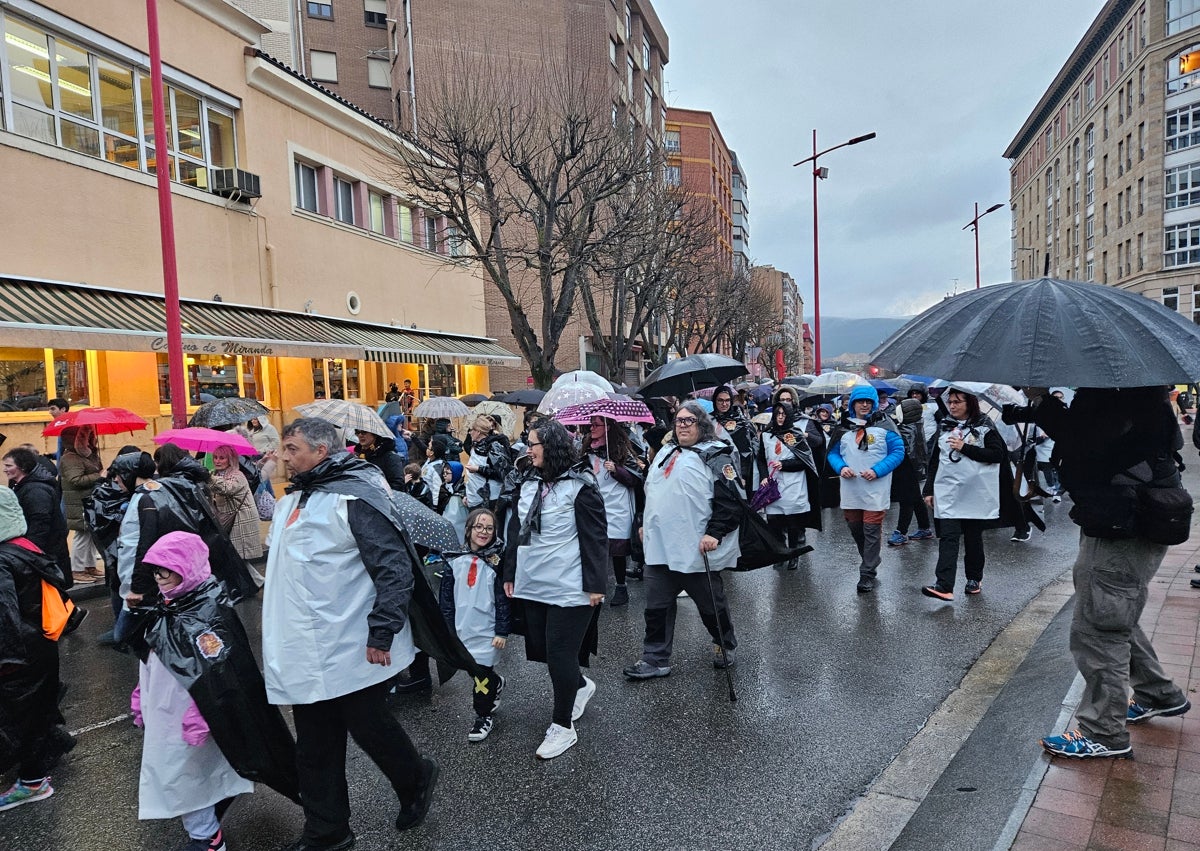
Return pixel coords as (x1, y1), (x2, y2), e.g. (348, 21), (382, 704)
(555, 395), (655, 426)
(154, 427), (257, 455)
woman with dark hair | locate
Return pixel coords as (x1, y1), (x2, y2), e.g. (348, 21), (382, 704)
(754, 402), (821, 569)
(712, 384), (756, 488)
(921, 388), (1010, 601)
(503, 420), (606, 760)
(624, 401), (741, 680)
(584, 417), (642, 606)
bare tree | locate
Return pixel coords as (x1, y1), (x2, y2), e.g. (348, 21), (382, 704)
(380, 49), (652, 388)
(723, 269), (780, 365)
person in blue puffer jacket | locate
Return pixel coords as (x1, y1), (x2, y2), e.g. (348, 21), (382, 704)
(827, 384), (906, 593)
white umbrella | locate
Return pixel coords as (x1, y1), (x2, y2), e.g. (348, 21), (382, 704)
(413, 396), (472, 419)
(805, 371), (870, 396)
(552, 370), (613, 392)
(472, 400), (518, 437)
(537, 382), (608, 414)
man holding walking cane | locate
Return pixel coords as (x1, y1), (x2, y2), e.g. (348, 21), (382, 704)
(624, 401), (741, 681)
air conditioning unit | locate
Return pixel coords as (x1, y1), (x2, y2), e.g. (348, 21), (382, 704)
(210, 168), (262, 200)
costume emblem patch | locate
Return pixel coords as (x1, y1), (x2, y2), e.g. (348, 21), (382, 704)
(723, 420), (737, 431)
(196, 630), (225, 660)
(783, 433), (796, 446)
(722, 464), (737, 480)
(143, 480), (161, 491)
(866, 434), (876, 445)
(486, 553), (500, 567)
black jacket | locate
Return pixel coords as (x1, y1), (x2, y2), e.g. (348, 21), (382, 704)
(438, 537), (511, 638)
(11, 468), (69, 582)
(466, 432), (513, 489)
(359, 438), (407, 491)
(753, 409), (823, 530)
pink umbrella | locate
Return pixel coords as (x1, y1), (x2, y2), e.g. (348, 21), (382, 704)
(555, 395), (655, 425)
(154, 427), (257, 455)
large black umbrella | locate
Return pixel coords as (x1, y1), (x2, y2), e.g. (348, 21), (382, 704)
(188, 397), (270, 429)
(500, 388), (546, 407)
(637, 354), (747, 398)
(870, 278), (1200, 387)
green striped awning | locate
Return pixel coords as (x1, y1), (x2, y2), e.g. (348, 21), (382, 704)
(0, 276), (519, 366)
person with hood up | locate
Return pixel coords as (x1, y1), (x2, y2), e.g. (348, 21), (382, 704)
(920, 388), (1010, 601)
(355, 428), (407, 492)
(907, 384), (940, 446)
(208, 445), (263, 564)
(86, 445), (143, 643)
(583, 417), (643, 606)
(129, 532), (255, 851)
(887, 398), (935, 545)
(3, 447), (71, 586)
(58, 424), (104, 582)
(753, 401), (822, 569)
(827, 385), (905, 593)
(624, 401), (741, 680)
(712, 385), (756, 489)
(0, 488), (75, 812)
(464, 414), (513, 511)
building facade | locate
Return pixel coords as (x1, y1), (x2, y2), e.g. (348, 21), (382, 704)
(731, 150), (750, 272)
(665, 106), (734, 273)
(0, 0), (513, 451)
(1005, 0), (1200, 320)
(751, 265), (805, 376)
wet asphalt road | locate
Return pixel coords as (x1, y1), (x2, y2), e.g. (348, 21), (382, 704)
(0, 499), (1086, 851)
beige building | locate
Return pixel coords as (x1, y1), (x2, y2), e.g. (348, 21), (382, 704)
(1005, 0), (1200, 319)
(751, 265), (804, 376)
(0, 0), (514, 449)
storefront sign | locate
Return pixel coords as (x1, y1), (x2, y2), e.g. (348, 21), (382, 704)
(151, 337), (276, 356)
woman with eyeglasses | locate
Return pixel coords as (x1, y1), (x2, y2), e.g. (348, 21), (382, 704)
(502, 420), (606, 760)
(584, 416), (643, 607)
(464, 415), (513, 511)
(753, 401), (822, 569)
(624, 401), (741, 680)
(712, 385), (756, 488)
(354, 427), (407, 492)
(920, 388), (1009, 602)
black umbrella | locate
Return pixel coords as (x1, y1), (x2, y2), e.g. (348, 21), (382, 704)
(500, 388), (546, 407)
(870, 278), (1200, 387)
(189, 397), (270, 429)
(637, 354), (747, 398)
(392, 491), (460, 552)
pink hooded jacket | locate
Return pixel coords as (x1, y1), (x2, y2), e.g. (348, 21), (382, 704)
(130, 531), (213, 746)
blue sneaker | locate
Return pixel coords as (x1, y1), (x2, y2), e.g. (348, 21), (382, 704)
(1128, 698), (1191, 724)
(886, 530), (908, 546)
(0, 778), (54, 811)
(1040, 730), (1131, 758)
(908, 528), (935, 541)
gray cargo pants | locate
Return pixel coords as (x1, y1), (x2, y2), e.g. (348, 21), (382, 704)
(1070, 533), (1186, 748)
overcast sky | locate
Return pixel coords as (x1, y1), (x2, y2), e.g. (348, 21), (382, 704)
(653, 0), (1102, 319)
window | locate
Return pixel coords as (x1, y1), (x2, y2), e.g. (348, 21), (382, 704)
(424, 215), (438, 251)
(447, 223), (462, 257)
(295, 162), (319, 212)
(367, 58), (390, 89)
(1138, 122), (1145, 160)
(665, 164), (681, 186)
(1165, 222), (1200, 267)
(1103, 105), (1109, 139)
(609, 38), (617, 66)
(1117, 190), (1124, 226)
(1168, 104), (1200, 152)
(625, 2), (632, 39)
(1086, 258), (1095, 281)
(1103, 154), (1109, 187)
(1166, 161), (1200, 209)
(1139, 66), (1146, 103)
(665, 130), (680, 152)
(642, 35), (651, 69)
(1103, 203), (1109, 235)
(1165, 287), (1180, 311)
(0, 15), (237, 186)
(333, 178), (355, 224)
(1117, 141), (1124, 175)
(398, 205), (413, 243)
(157, 353), (262, 406)
(1118, 33), (1125, 71)
(1126, 133), (1132, 170)
(1169, 45), (1200, 94)
(627, 54), (635, 98)
(1086, 214), (1095, 249)
(0, 348), (90, 412)
(1086, 168), (1095, 205)
(310, 358), (360, 400)
(307, 2), (333, 18)
(1086, 125), (1094, 161)
(1169, 1), (1200, 35)
(364, 0), (387, 27)
(1138, 233), (1144, 270)
(310, 50), (338, 83)
(369, 191), (386, 235)
(1085, 75), (1095, 107)
(643, 81), (653, 124)
(1138, 177), (1144, 215)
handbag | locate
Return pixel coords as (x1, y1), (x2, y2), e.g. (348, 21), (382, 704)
(41, 580), (76, 641)
(749, 476), (781, 512)
(1136, 485), (1193, 545)
(256, 487), (277, 521)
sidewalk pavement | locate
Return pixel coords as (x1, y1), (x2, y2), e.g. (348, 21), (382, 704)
(1012, 540), (1200, 851)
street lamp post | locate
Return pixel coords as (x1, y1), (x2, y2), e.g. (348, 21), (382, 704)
(793, 130), (876, 375)
(963, 202), (1004, 289)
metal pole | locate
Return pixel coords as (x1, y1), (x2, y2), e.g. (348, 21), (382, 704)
(146, 0), (188, 428)
(973, 201), (981, 289)
(811, 129), (821, 377)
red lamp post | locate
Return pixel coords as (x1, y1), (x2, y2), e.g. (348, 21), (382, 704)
(963, 202), (1004, 290)
(793, 130), (876, 375)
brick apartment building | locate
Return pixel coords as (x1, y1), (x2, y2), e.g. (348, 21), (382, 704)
(1005, 0), (1200, 321)
(731, 150), (750, 272)
(665, 106), (735, 272)
(752, 265), (805, 376)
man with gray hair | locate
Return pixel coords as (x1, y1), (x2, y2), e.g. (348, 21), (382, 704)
(263, 417), (437, 850)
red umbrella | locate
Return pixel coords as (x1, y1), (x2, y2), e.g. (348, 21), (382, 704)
(42, 407), (148, 437)
(154, 427), (257, 455)
(555, 395), (654, 425)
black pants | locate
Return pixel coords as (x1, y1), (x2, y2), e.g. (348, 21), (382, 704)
(895, 481), (930, 534)
(766, 514), (806, 549)
(1038, 461), (1061, 492)
(612, 554), (627, 585)
(0, 641), (62, 780)
(472, 666), (500, 718)
(292, 681), (422, 844)
(933, 518), (987, 591)
(641, 564), (736, 666)
(522, 601), (593, 728)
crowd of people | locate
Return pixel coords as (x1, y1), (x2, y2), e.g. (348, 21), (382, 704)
(1, 377), (1196, 848)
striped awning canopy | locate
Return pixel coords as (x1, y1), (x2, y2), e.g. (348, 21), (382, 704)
(0, 276), (519, 366)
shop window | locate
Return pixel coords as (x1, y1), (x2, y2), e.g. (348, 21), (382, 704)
(157, 354), (264, 406)
(311, 358), (360, 400)
(0, 348), (90, 412)
(424, 364), (457, 398)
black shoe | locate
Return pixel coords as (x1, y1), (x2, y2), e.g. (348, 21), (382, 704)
(609, 584), (629, 606)
(1191, 578), (1200, 589)
(281, 834), (355, 851)
(626, 563), (644, 581)
(786, 558), (798, 571)
(390, 672), (432, 695)
(1194, 564), (1200, 574)
(396, 757), (439, 831)
(96, 628), (117, 646)
(62, 606), (88, 636)
(856, 576), (876, 593)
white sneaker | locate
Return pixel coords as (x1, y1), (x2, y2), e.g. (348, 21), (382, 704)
(535, 723), (577, 760)
(571, 676), (596, 722)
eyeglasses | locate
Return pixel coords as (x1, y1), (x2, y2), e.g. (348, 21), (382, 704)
(527, 440), (543, 447)
(152, 567), (174, 579)
(946, 398), (967, 405)
(674, 416), (699, 426)
(471, 525), (495, 533)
